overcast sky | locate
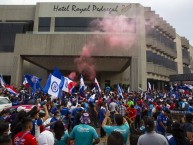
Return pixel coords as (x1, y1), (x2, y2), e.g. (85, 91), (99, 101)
(0, 0), (192, 45)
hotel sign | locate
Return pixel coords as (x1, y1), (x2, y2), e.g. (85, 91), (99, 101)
(38, 3), (135, 17)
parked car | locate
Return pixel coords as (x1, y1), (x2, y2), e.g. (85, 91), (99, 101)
(5, 105), (43, 114)
(0, 96), (12, 112)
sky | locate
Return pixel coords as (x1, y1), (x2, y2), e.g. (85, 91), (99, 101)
(0, 0), (192, 45)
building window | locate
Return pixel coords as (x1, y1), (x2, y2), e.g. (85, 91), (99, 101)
(55, 17), (96, 32)
(0, 22), (32, 52)
(55, 17), (136, 32)
(38, 17), (51, 32)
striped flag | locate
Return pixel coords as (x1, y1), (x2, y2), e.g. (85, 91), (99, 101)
(94, 78), (101, 93)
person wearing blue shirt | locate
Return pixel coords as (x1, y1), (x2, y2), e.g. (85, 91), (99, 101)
(30, 105), (49, 138)
(72, 107), (84, 128)
(156, 109), (170, 135)
(134, 102), (141, 129)
(148, 101), (154, 117)
(102, 111), (130, 145)
(60, 103), (71, 130)
(99, 102), (107, 138)
(166, 122), (190, 145)
(50, 102), (58, 115)
(50, 111), (60, 130)
(70, 113), (100, 145)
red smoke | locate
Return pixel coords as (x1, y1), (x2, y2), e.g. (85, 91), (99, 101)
(74, 44), (96, 80)
(75, 15), (136, 80)
(99, 15), (136, 48)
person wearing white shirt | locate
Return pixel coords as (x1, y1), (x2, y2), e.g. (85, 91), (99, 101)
(109, 99), (118, 124)
(37, 127), (54, 145)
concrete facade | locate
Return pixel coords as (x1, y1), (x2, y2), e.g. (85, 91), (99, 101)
(175, 34), (183, 74)
(0, 2), (192, 91)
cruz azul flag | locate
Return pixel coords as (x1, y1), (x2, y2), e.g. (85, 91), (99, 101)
(24, 75), (42, 96)
(62, 77), (77, 94)
(44, 68), (64, 98)
(0, 74), (6, 88)
(94, 78), (101, 93)
(79, 75), (87, 96)
(5, 85), (19, 96)
(117, 84), (123, 98)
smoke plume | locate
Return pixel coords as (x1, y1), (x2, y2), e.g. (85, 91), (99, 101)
(75, 15), (136, 80)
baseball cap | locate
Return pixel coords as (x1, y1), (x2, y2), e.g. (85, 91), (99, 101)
(17, 106), (26, 112)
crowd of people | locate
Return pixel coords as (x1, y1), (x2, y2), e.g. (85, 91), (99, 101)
(0, 84), (193, 145)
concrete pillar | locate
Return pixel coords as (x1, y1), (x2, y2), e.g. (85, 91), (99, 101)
(50, 17), (55, 32)
(130, 57), (138, 91)
(33, 3), (40, 32)
(11, 55), (23, 86)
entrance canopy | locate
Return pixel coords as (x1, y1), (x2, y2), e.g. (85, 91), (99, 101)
(22, 55), (131, 72)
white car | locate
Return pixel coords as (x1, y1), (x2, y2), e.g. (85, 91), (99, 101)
(0, 96), (12, 112)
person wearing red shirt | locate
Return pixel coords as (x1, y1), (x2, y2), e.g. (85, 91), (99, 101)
(126, 105), (137, 125)
(13, 117), (37, 145)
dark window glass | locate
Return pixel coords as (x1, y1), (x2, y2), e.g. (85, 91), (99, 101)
(0, 22), (33, 52)
(183, 66), (191, 74)
(55, 17), (136, 32)
(38, 17), (51, 32)
(146, 51), (153, 62)
(55, 17), (95, 32)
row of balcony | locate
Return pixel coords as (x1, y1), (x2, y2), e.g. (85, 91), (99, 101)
(144, 8), (176, 39)
(146, 37), (177, 59)
(145, 25), (177, 58)
(146, 51), (177, 71)
(181, 37), (189, 49)
(146, 26), (176, 49)
(147, 62), (177, 77)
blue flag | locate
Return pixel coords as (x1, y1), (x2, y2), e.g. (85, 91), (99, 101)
(24, 75), (42, 96)
(44, 67), (64, 98)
